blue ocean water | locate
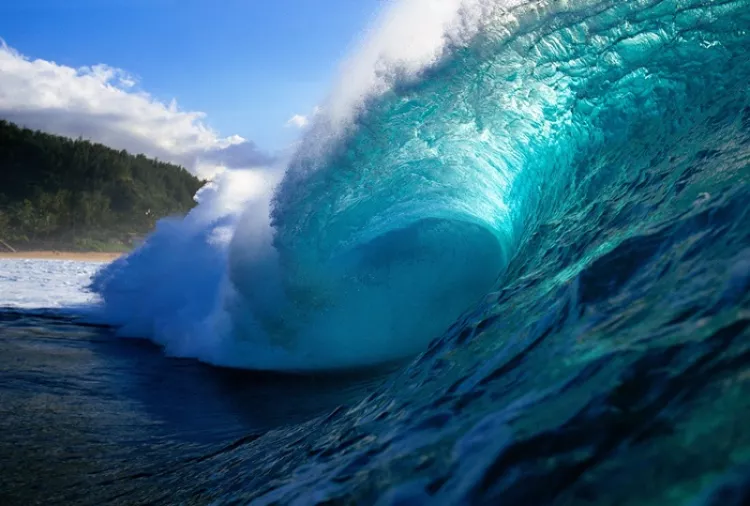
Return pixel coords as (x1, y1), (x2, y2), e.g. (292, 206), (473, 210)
(3, 0), (750, 504)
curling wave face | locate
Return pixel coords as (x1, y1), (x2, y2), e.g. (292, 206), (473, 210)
(91, 0), (750, 372)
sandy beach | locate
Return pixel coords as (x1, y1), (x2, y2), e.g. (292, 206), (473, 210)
(0, 251), (123, 262)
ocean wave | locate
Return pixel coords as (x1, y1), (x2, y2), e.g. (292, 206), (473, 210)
(91, 0), (750, 373)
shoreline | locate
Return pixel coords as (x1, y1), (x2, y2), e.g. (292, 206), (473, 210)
(0, 250), (124, 262)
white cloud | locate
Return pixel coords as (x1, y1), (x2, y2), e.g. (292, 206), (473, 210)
(0, 41), (270, 178)
(285, 106), (322, 130)
(285, 114), (309, 129)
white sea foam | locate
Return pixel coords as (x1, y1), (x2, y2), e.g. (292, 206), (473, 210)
(0, 259), (104, 309)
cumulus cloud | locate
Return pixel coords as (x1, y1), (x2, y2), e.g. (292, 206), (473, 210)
(0, 41), (271, 178)
(285, 106), (321, 129)
(285, 114), (309, 129)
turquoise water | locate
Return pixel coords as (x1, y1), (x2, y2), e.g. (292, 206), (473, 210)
(8, 0), (749, 504)
(258, 0), (750, 370)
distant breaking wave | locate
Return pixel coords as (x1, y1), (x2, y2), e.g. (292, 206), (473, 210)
(91, 0), (750, 371)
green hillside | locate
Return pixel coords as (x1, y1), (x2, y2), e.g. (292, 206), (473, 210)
(0, 119), (205, 252)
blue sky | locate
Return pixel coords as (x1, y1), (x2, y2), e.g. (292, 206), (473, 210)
(0, 0), (381, 152)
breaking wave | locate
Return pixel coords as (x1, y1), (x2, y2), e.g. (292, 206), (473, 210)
(91, 0), (750, 372)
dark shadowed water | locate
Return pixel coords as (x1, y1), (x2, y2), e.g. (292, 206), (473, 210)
(0, 311), (390, 505)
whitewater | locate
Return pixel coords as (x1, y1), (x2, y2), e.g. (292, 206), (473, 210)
(4, 0), (748, 503)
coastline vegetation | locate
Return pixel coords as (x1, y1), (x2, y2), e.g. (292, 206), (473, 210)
(0, 120), (205, 252)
